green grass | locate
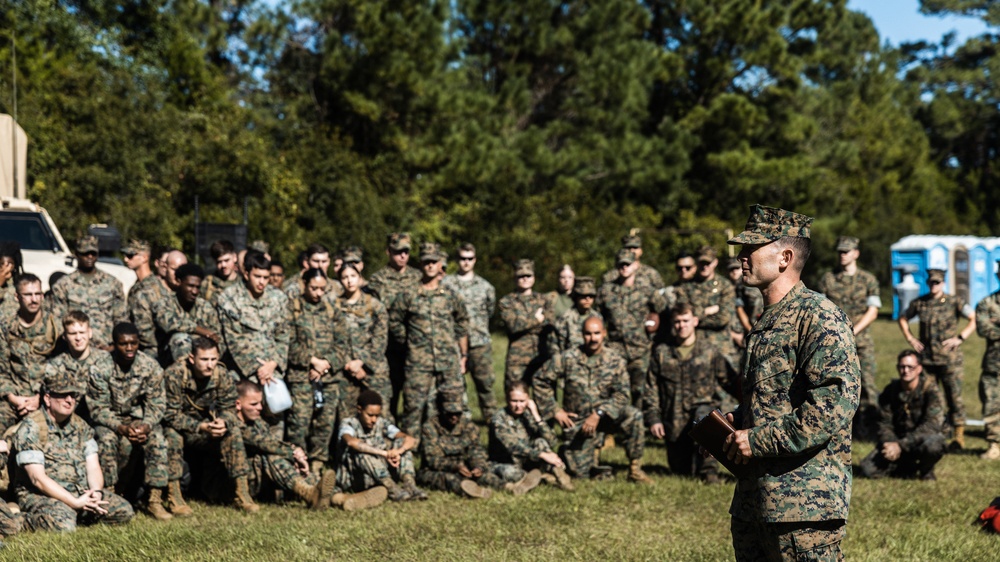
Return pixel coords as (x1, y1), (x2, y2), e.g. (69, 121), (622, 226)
(3, 319), (1000, 561)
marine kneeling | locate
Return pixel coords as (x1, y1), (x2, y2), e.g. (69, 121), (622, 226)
(12, 371), (134, 532)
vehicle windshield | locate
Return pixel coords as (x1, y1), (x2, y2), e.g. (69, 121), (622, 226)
(0, 211), (61, 251)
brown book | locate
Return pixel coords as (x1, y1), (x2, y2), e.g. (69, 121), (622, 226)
(689, 409), (756, 479)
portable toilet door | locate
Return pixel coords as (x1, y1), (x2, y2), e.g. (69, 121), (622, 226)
(969, 245), (991, 307)
(892, 247), (931, 319)
(953, 245), (970, 305)
(991, 246), (1000, 294)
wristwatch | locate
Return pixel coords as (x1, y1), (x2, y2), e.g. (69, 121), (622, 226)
(595, 409), (605, 418)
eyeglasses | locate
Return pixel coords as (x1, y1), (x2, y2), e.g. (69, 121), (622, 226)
(49, 391), (80, 400)
(676, 265), (695, 271)
(122, 252), (136, 259)
(928, 280), (942, 285)
(458, 257), (476, 262)
(517, 274), (533, 279)
(896, 364), (919, 371)
(391, 249), (410, 255)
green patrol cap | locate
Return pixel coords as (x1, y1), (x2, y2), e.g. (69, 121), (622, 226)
(249, 240), (270, 254)
(621, 229), (642, 249)
(419, 242), (443, 262)
(341, 246), (363, 264)
(616, 248), (637, 266)
(439, 394), (464, 415)
(120, 238), (151, 255)
(696, 245), (717, 264)
(514, 259), (534, 276)
(836, 236), (859, 252)
(927, 269), (946, 283)
(572, 276), (597, 297)
(76, 235), (99, 253)
(44, 370), (86, 396)
(728, 204), (813, 245)
(387, 232), (412, 251)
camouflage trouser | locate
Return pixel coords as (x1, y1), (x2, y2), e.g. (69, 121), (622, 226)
(19, 491), (134, 532)
(731, 518), (845, 562)
(387, 341), (407, 419)
(605, 341), (650, 409)
(286, 368), (341, 464)
(0, 497), (21, 537)
(247, 453), (318, 497)
(95, 423), (169, 489)
(165, 414), (250, 482)
(852, 337), (879, 438)
(339, 370), (394, 425)
(417, 466), (505, 494)
(467, 343), (497, 420)
(980, 371), (1000, 444)
(0, 399), (25, 436)
(858, 434), (946, 479)
(503, 355), (546, 389)
(336, 437), (415, 492)
(402, 368), (467, 442)
(924, 362), (966, 426)
(666, 404), (719, 479)
(561, 406), (645, 478)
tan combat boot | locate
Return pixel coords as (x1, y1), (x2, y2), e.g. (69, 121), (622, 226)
(552, 466), (575, 492)
(982, 442), (1000, 460)
(459, 479), (492, 499)
(310, 460), (325, 477)
(165, 480), (193, 517)
(504, 468), (543, 496)
(146, 487), (173, 521)
(628, 458), (654, 485)
(234, 476), (261, 514)
(381, 478), (411, 502)
(332, 486), (389, 511)
(950, 425), (966, 450)
(400, 475), (428, 501)
(292, 477), (323, 510)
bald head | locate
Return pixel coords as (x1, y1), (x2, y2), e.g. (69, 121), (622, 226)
(582, 316), (605, 355)
(165, 251), (188, 290)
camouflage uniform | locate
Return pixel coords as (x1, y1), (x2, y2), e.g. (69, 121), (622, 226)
(45, 348), (111, 423)
(216, 282), (290, 381)
(732, 280), (764, 332)
(676, 275), (739, 368)
(199, 274), (238, 306)
(859, 375), (946, 478)
(596, 272), (656, 407)
(549, 307), (603, 357)
(162, 361), (249, 485)
(389, 284), (469, 439)
(128, 274), (170, 357)
(238, 416), (320, 497)
(418, 414), (505, 493)
(976, 289), (1000, 448)
(817, 266), (882, 423)
(0, 283), (17, 323)
(488, 407), (560, 481)
(48, 269), (127, 348)
(902, 292), (973, 427)
(368, 262), (421, 415)
(287, 296), (345, 464)
(284, 274), (343, 301)
(533, 346), (645, 478)
(152, 294), (224, 366)
(601, 263), (665, 292)
(336, 416), (415, 492)
(645, 337), (734, 479)
(441, 273), (498, 419)
(0, 310), (63, 433)
(0, 452), (21, 537)
(13, 409), (134, 532)
(87, 351), (169, 489)
(498, 291), (552, 386)
(336, 293), (392, 422)
(546, 290), (574, 319)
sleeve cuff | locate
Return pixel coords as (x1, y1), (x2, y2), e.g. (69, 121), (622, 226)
(17, 450), (45, 466)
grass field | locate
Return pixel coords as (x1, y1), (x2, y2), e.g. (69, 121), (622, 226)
(3, 318), (1000, 561)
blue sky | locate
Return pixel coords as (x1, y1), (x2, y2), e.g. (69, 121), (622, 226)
(848, 0), (990, 45)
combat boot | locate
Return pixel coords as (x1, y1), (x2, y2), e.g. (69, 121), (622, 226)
(310, 460), (325, 477)
(552, 466), (575, 492)
(628, 459), (654, 485)
(401, 474), (428, 501)
(332, 486), (389, 512)
(381, 478), (411, 502)
(291, 477), (324, 510)
(504, 468), (543, 496)
(165, 480), (193, 517)
(981, 442), (1000, 460)
(234, 476), (261, 514)
(146, 487), (173, 521)
(459, 479), (492, 499)
(950, 425), (966, 450)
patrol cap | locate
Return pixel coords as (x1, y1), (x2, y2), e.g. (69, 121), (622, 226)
(728, 204), (813, 245)
(696, 245), (717, 264)
(726, 257), (741, 271)
(419, 242), (443, 262)
(572, 276), (597, 297)
(44, 370), (86, 396)
(249, 240), (270, 254)
(120, 238), (151, 255)
(341, 246), (363, 264)
(76, 235), (99, 254)
(616, 249), (637, 266)
(513, 259), (535, 277)
(387, 232), (413, 251)
(927, 269), (946, 283)
(836, 236), (859, 252)
(439, 393), (464, 415)
(621, 229), (642, 249)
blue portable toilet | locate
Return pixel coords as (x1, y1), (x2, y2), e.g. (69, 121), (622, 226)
(969, 244), (991, 306)
(891, 235), (1000, 318)
(990, 246), (1000, 293)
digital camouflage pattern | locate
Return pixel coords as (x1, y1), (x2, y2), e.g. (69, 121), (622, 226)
(286, 296), (345, 463)
(14, 408), (134, 531)
(728, 204), (813, 245)
(152, 294), (224, 365)
(44, 348), (109, 404)
(87, 351), (169, 488)
(859, 375), (946, 478)
(976, 290), (1000, 445)
(730, 281), (860, 523)
(48, 269), (127, 348)
(162, 361), (249, 481)
(336, 416), (415, 492)
(368, 265), (422, 313)
(675, 276), (738, 361)
(596, 279), (656, 405)
(237, 416), (318, 496)
(730, 519), (845, 562)
(441, 274), (497, 418)
(336, 293), (392, 421)
(548, 307), (603, 357)
(284, 275), (343, 301)
(903, 292), (971, 426)
(497, 291), (552, 385)
(199, 274), (239, 306)
(488, 407), (558, 472)
(128, 274), (170, 355)
(601, 263), (665, 292)
(0, 310), (63, 432)
(216, 282), (291, 380)
(734, 281), (764, 329)
(418, 414), (504, 493)
(0, 283), (17, 323)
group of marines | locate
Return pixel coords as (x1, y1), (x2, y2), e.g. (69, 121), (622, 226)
(0, 214), (997, 544)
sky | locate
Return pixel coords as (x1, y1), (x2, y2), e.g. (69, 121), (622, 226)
(848, 0), (990, 45)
